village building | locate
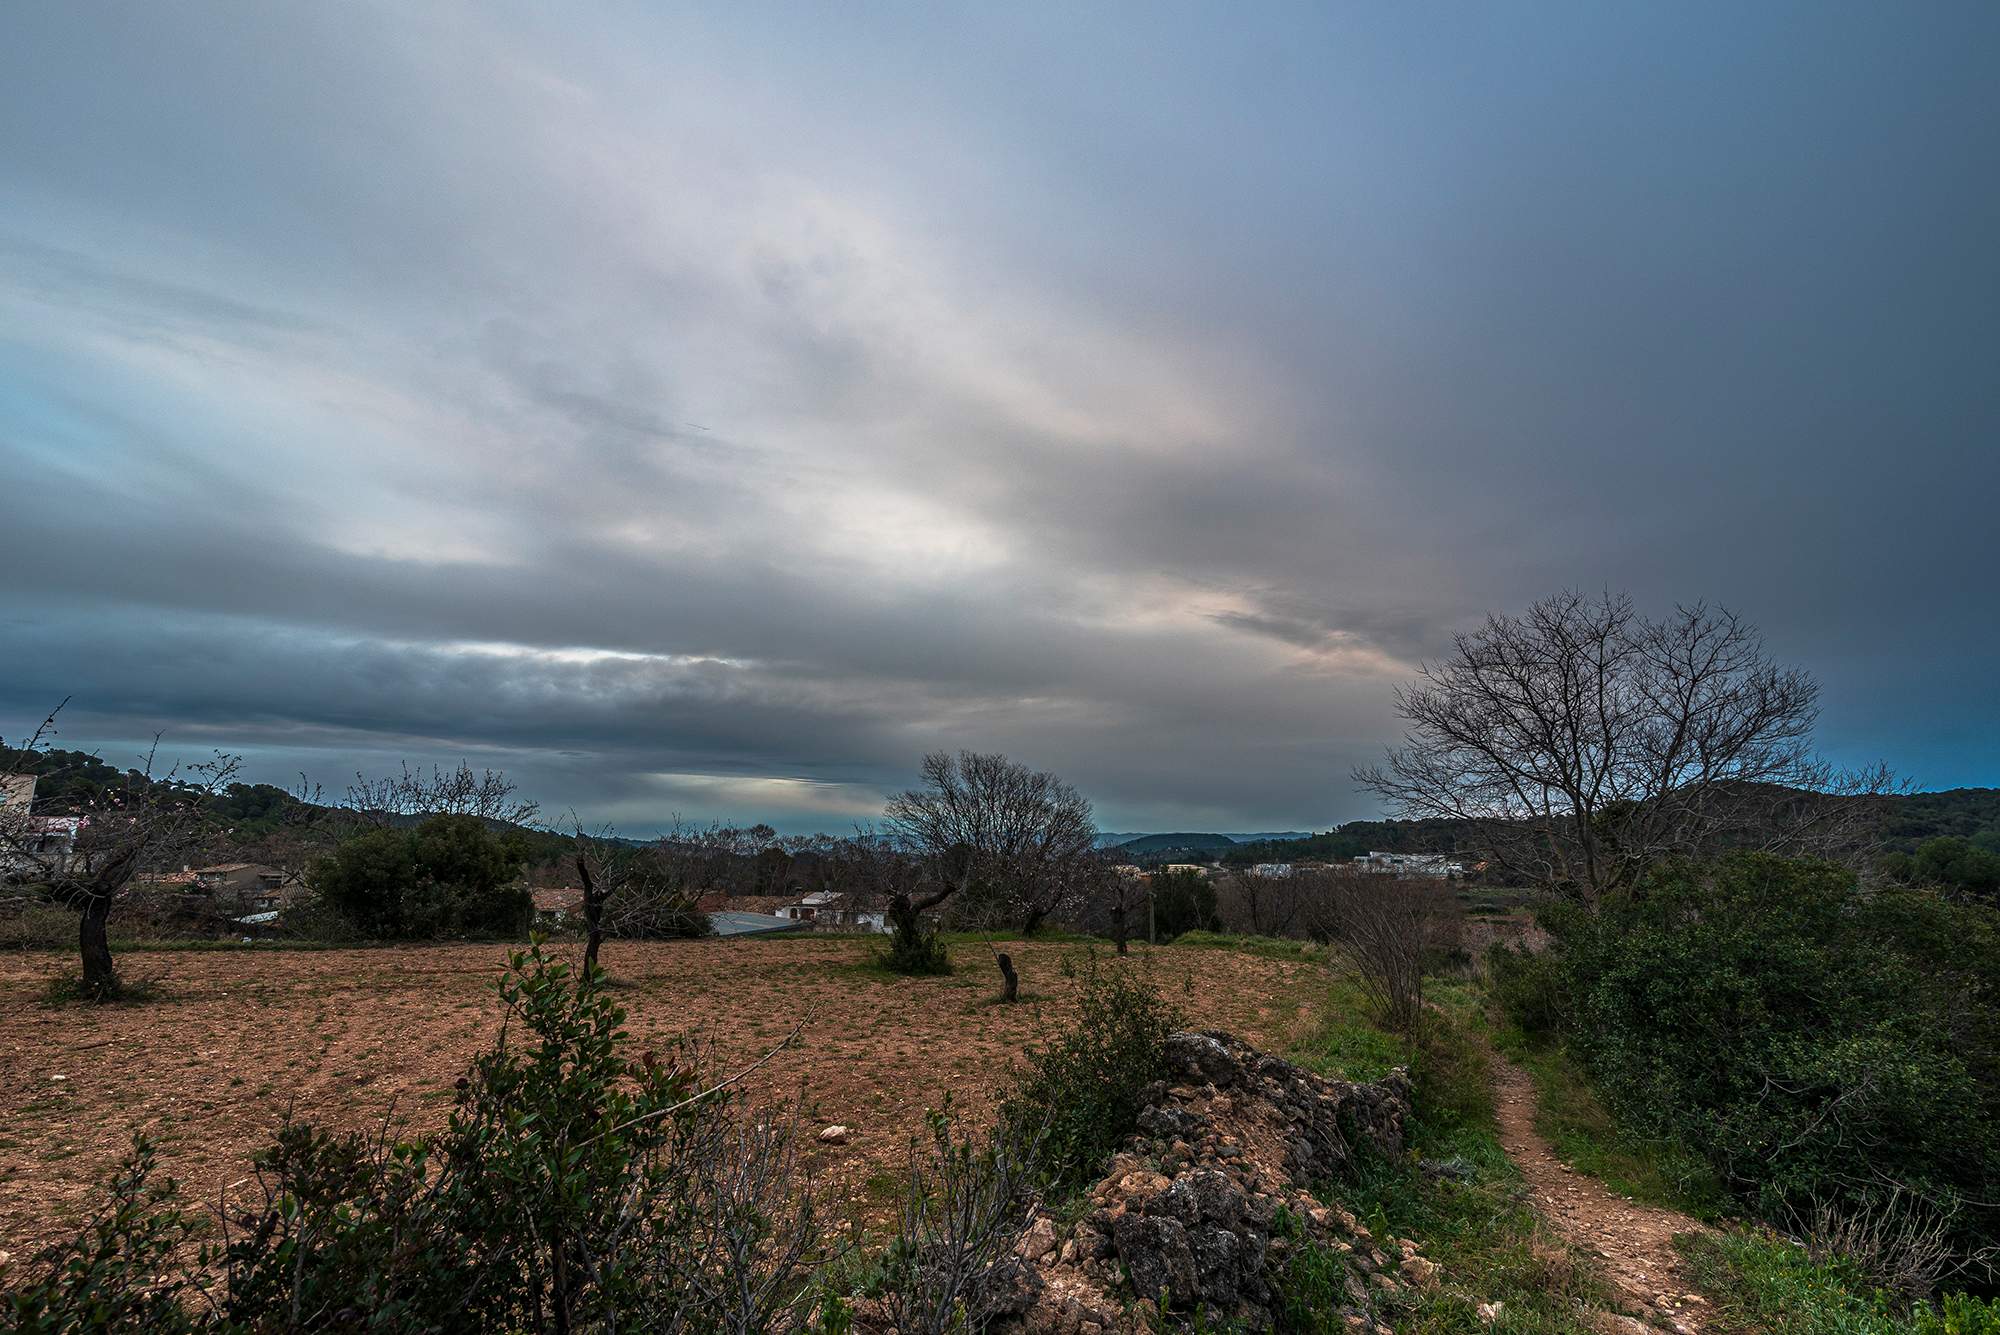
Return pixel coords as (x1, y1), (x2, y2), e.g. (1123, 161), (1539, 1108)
(0, 774), (85, 877)
(1351, 851), (1465, 879)
(776, 889), (890, 933)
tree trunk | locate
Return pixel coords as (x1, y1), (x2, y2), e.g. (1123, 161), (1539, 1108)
(995, 951), (1019, 1003)
(79, 895), (116, 999)
(889, 892), (921, 941)
(1111, 899), (1129, 955)
(1019, 906), (1047, 937)
(576, 852), (604, 976)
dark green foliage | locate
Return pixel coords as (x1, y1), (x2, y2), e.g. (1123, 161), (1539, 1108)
(1484, 942), (1564, 1040)
(1116, 832), (1235, 854)
(1880, 790), (2000, 854)
(3, 1138), (201, 1334)
(879, 914), (953, 975)
(1543, 854), (2000, 1273)
(216, 945), (708, 1330)
(1150, 869), (1220, 941)
(309, 814), (531, 939)
(1882, 837), (2000, 900)
(998, 953), (1180, 1195)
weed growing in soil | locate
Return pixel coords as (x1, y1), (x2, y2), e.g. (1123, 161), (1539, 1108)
(997, 950), (1181, 1197)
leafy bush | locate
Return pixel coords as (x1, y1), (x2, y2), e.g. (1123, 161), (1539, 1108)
(1484, 941), (1563, 1039)
(879, 914), (953, 976)
(876, 1099), (1042, 1334)
(1882, 837), (2000, 901)
(998, 952), (1181, 1195)
(1546, 854), (2000, 1283)
(309, 814), (532, 939)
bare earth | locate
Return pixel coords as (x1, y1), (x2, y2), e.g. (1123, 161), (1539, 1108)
(1493, 1056), (1712, 1333)
(0, 937), (1324, 1254)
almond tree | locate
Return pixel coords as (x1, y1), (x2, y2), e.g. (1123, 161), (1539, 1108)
(1, 704), (239, 999)
(1356, 591), (1897, 903)
(882, 750), (1098, 936)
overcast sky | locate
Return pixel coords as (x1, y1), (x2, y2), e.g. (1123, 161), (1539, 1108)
(2, 3), (1995, 834)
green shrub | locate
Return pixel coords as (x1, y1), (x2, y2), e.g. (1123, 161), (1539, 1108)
(1150, 869), (1220, 941)
(309, 814), (533, 939)
(998, 952), (1181, 1195)
(879, 913), (953, 975)
(1552, 854), (2000, 1278)
(1484, 941), (1563, 1038)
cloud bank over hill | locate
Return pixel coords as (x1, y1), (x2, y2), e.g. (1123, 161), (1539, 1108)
(3, 4), (1996, 831)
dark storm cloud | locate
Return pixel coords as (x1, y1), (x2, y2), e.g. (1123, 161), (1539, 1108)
(2, 1), (1996, 831)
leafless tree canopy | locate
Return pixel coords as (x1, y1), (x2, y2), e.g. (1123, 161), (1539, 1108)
(882, 750), (1098, 933)
(344, 761), (539, 829)
(1356, 592), (1897, 902)
(1218, 868), (1311, 939)
(570, 817), (764, 967)
(1307, 872), (1463, 1040)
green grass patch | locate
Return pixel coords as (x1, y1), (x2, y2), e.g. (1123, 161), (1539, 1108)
(1493, 1028), (1727, 1220)
(41, 972), (170, 1005)
(1172, 931), (1325, 962)
(1679, 1230), (1919, 1335)
(1331, 1089), (1612, 1334)
(1281, 976), (1613, 1333)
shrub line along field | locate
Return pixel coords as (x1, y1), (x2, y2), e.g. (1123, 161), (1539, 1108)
(0, 935), (1326, 1256)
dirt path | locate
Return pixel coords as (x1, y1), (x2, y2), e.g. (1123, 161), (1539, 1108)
(1492, 1056), (1712, 1333)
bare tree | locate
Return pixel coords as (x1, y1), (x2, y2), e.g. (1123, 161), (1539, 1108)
(1356, 592), (1897, 903)
(1074, 858), (1147, 955)
(1308, 872), (1462, 1041)
(882, 751), (1098, 936)
(1219, 867), (1310, 938)
(568, 820), (618, 974)
(344, 761), (539, 829)
(1, 704), (240, 998)
(565, 819), (731, 968)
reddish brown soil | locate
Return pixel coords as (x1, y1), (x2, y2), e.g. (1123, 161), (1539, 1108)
(0, 938), (1324, 1255)
(1493, 1056), (1712, 1333)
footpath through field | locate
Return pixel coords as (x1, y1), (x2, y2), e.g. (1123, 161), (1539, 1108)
(1492, 1055), (1713, 1334)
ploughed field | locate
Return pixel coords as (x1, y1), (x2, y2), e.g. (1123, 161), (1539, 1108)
(0, 936), (1325, 1255)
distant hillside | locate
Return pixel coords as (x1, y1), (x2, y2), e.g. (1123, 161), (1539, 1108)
(1116, 832), (1236, 854)
(1879, 787), (2000, 852)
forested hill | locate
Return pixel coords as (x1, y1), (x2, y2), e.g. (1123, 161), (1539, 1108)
(1221, 789), (2000, 868)
(1878, 787), (2000, 851)
(1116, 832), (1237, 854)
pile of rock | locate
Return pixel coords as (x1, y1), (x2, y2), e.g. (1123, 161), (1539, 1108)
(990, 1030), (1434, 1333)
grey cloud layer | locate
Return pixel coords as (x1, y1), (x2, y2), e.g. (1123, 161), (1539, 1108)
(2, 2), (1996, 830)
